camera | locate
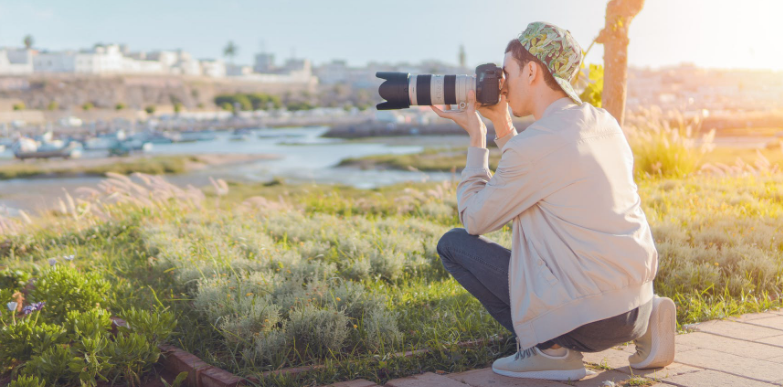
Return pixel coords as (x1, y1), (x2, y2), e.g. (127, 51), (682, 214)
(375, 63), (503, 110)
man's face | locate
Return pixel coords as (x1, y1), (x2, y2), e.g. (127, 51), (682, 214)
(501, 51), (528, 117)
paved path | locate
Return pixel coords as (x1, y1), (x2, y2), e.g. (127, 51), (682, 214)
(322, 309), (783, 387)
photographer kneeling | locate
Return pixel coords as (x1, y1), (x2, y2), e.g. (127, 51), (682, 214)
(432, 22), (675, 381)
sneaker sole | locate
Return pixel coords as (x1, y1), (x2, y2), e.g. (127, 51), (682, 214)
(631, 296), (676, 369)
(492, 365), (588, 381)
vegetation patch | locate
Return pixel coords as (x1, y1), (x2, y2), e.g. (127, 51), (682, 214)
(0, 155), (198, 180)
(338, 147), (502, 172)
(1, 142), (783, 384)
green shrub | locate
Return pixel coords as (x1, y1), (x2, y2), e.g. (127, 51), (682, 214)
(214, 93), (279, 111)
(0, 316), (68, 367)
(361, 309), (402, 352)
(286, 304), (349, 359)
(23, 345), (82, 386)
(103, 332), (161, 387)
(0, 289), (14, 325)
(8, 375), (46, 387)
(30, 266), (111, 324)
(118, 307), (176, 344)
(65, 309), (112, 341)
(0, 269), (32, 291)
(579, 64), (603, 108)
(72, 335), (112, 386)
(249, 329), (287, 365)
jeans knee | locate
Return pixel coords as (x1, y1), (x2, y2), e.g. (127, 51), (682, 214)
(437, 228), (468, 261)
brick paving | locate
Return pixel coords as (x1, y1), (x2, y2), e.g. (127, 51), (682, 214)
(321, 310), (783, 387)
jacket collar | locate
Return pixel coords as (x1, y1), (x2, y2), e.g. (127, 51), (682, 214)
(541, 97), (577, 119)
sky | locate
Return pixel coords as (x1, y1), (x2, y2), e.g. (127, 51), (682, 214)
(0, 0), (781, 71)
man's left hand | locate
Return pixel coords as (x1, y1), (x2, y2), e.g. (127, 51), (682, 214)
(431, 90), (487, 147)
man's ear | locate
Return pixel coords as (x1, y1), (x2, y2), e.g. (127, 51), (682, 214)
(526, 61), (537, 85)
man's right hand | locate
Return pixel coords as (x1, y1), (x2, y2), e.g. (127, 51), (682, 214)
(476, 79), (514, 138)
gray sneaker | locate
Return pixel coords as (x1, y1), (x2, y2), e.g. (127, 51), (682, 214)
(492, 340), (588, 381)
(629, 295), (676, 369)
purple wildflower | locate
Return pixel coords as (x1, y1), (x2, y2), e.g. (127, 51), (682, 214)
(21, 302), (45, 315)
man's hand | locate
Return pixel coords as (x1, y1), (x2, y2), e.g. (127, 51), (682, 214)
(431, 90), (487, 148)
(477, 79), (514, 139)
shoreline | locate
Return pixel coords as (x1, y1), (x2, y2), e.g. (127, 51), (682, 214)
(0, 153), (280, 180)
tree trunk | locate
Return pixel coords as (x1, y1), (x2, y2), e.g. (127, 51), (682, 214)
(596, 0), (645, 126)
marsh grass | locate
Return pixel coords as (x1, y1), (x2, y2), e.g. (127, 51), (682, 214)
(0, 156), (197, 180)
(625, 108), (716, 179)
(337, 147), (502, 172)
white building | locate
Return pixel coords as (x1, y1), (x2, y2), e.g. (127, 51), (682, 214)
(34, 44), (165, 74)
(34, 51), (76, 73)
(226, 64), (253, 76)
(200, 59), (225, 78)
(74, 44), (125, 74)
(0, 49), (34, 75)
(253, 52), (275, 73)
(169, 51), (202, 76)
(281, 58), (313, 81)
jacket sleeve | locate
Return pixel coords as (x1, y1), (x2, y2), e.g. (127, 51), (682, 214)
(456, 144), (549, 235)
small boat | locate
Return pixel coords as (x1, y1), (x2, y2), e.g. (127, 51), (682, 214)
(15, 142), (82, 160)
(83, 130), (127, 150)
(229, 128), (253, 141)
(173, 130), (217, 142)
(127, 132), (172, 144)
(108, 141), (153, 157)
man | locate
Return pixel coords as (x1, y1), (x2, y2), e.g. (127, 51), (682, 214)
(431, 22), (676, 381)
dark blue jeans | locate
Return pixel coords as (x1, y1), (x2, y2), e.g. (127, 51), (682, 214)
(437, 228), (651, 352)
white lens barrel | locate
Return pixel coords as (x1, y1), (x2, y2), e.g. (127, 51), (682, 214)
(455, 75), (475, 109)
(408, 74), (418, 106)
(407, 73), (475, 107)
(430, 75), (445, 105)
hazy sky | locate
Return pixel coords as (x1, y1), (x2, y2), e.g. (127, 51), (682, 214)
(0, 0), (781, 71)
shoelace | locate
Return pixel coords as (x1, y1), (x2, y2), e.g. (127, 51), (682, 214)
(514, 337), (537, 360)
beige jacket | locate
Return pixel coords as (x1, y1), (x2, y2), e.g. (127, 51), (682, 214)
(457, 98), (657, 350)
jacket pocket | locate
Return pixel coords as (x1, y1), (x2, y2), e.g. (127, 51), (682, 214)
(535, 258), (558, 285)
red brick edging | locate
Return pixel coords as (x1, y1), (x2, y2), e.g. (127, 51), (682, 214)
(158, 335), (509, 387)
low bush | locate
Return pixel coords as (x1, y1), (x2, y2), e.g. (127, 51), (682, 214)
(287, 304), (350, 358)
(0, 263), (177, 386)
(30, 266), (111, 324)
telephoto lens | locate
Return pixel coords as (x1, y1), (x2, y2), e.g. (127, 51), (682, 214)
(376, 63), (502, 110)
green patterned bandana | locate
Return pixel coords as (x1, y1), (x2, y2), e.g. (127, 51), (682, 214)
(518, 22), (583, 104)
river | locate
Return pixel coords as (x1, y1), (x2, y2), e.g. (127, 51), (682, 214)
(0, 126), (459, 214)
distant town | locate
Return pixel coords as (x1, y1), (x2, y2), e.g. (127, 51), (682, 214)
(0, 41), (471, 88)
(0, 40), (782, 132)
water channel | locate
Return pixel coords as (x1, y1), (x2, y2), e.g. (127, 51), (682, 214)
(0, 126), (461, 214)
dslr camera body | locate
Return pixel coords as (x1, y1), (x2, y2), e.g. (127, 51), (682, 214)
(376, 63), (503, 110)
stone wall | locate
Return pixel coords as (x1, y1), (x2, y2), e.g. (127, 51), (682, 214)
(0, 74), (315, 111)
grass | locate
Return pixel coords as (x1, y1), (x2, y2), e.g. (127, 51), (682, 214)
(702, 146), (783, 167)
(0, 155), (197, 180)
(3, 109), (783, 386)
(336, 145), (783, 176)
(337, 147), (502, 172)
(717, 127), (783, 137)
(1, 171), (782, 386)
